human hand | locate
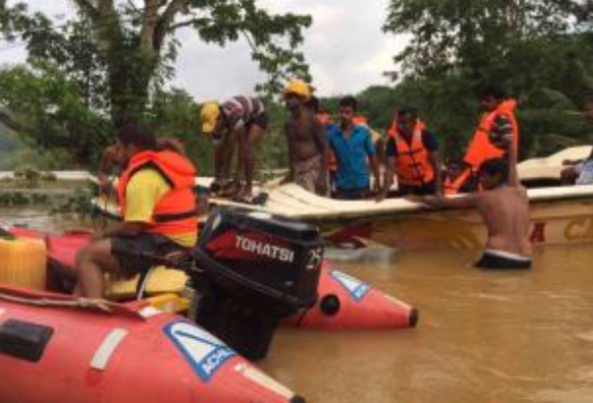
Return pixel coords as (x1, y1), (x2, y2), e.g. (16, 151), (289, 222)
(375, 190), (387, 203)
(280, 174), (293, 185)
(404, 195), (423, 203)
(316, 178), (328, 196)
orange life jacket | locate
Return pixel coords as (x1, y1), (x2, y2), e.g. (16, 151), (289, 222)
(391, 124), (435, 187)
(353, 116), (368, 126)
(387, 118), (426, 139)
(118, 150), (198, 237)
(317, 113), (338, 173)
(443, 168), (473, 195)
(463, 99), (519, 170)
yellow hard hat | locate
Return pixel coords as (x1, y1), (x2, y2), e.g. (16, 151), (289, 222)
(284, 79), (312, 100)
(200, 101), (220, 134)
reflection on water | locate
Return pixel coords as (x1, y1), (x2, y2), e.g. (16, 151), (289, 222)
(3, 208), (593, 403)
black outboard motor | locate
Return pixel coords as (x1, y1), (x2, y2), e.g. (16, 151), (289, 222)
(187, 208), (323, 361)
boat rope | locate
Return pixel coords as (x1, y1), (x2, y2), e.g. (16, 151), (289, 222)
(0, 292), (114, 313)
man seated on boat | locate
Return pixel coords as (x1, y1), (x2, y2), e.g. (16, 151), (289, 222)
(200, 95), (268, 202)
(327, 96), (381, 200)
(419, 133), (533, 269)
(283, 79), (329, 196)
(378, 108), (442, 198)
(97, 137), (187, 197)
(74, 124), (198, 298)
(446, 85), (520, 194)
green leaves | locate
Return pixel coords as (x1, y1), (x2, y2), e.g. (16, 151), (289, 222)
(0, 0), (312, 167)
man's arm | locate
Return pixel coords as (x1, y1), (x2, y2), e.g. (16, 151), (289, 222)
(284, 122), (296, 182)
(97, 145), (118, 193)
(506, 132), (520, 187)
(378, 155), (395, 201)
(369, 155), (381, 192)
(420, 193), (479, 209)
(364, 130), (381, 192)
(429, 151), (443, 195)
(312, 118), (329, 193)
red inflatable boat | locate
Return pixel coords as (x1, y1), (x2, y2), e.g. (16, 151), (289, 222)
(0, 285), (304, 403)
(7, 227), (418, 331)
(286, 262), (418, 329)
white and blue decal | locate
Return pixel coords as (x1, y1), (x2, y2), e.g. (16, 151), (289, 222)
(330, 270), (371, 302)
(164, 321), (236, 382)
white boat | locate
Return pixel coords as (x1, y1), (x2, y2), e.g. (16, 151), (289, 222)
(92, 147), (593, 251)
(517, 145), (592, 184)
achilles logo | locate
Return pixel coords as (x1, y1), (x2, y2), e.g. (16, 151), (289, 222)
(235, 235), (295, 262)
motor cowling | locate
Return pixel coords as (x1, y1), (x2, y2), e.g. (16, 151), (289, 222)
(188, 208), (323, 360)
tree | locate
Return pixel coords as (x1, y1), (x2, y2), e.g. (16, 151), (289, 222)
(0, 0), (312, 165)
(382, 0), (593, 158)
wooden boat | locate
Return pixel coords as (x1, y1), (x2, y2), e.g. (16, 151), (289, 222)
(91, 146), (593, 251)
(208, 183), (593, 251)
(517, 145), (592, 186)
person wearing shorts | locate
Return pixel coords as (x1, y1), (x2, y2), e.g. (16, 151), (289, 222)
(201, 96), (268, 202)
(74, 124), (198, 298)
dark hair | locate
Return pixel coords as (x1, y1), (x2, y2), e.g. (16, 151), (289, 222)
(307, 96), (320, 113)
(117, 123), (157, 150)
(480, 157), (509, 182)
(478, 85), (507, 101)
(397, 107), (418, 120)
(339, 96), (358, 111)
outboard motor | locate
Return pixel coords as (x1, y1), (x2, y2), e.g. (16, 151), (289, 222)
(187, 208), (323, 361)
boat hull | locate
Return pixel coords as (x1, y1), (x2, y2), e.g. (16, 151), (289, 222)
(0, 286), (301, 403)
(324, 195), (593, 251)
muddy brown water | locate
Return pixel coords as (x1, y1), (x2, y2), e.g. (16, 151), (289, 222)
(4, 210), (593, 403)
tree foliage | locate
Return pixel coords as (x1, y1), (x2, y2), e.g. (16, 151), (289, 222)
(382, 0), (593, 159)
(0, 0), (311, 166)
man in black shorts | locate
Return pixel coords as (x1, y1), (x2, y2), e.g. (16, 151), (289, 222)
(74, 124), (198, 298)
(201, 96), (269, 202)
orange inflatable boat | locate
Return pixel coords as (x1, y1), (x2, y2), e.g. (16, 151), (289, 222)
(285, 262), (418, 329)
(7, 227), (418, 331)
(0, 285), (304, 403)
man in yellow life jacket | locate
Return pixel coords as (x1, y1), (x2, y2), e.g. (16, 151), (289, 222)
(378, 108), (442, 198)
(447, 85), (520, 194)
(74, 124), (198, 299)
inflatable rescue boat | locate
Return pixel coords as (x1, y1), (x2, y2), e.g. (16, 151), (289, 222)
(7, 218), (418, 332)
(0, 285), (304, 403)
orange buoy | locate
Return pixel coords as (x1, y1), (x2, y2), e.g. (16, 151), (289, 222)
(0, 285), (304, 403)
(285, 262), (418, 329)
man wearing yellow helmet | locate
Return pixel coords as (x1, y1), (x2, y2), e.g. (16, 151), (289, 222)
(200, 95), (268, 201)
(283, 79), (329, 195)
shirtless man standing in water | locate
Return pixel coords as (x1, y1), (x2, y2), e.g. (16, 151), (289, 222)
(283, 80), (329, 196)
(420, 134), (532, 269)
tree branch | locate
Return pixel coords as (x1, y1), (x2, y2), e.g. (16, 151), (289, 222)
(153, 0), (188, 49)
(69, 0), (100, 20)
(169, 17), (208, 31)
(0, 109), (31, 133)
(140, 0), (160, 52)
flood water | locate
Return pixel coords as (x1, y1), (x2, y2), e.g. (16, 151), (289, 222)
(263, 245), (593, 403)
(4, 209), (593, 403)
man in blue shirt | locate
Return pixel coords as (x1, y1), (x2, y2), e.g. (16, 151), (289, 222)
(327, 96), (381, 200)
